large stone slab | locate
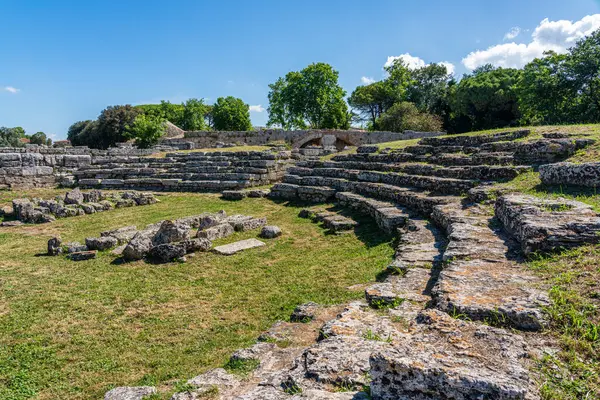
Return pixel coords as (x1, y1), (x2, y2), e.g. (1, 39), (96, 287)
(540, 161), (600, 187)
(495, 194), (600, 254)
(213, 239), (266, 255)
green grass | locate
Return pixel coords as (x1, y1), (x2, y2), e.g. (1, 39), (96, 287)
(527, 246), (600, 399)
(0, 192), (394, 400)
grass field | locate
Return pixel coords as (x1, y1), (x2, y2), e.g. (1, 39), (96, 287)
(1, 124), (600, 399)
(0, 193), (394, 400)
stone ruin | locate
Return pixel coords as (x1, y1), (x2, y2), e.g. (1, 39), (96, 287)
(0, 145), (162, 190)
(48, 210), (277, 263)
(97, 129), (600, 400)
(76, 150), (293, 192)
(3, 188), (157, 225)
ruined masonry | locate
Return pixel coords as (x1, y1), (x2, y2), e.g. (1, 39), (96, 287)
(105, 129), (600, 400)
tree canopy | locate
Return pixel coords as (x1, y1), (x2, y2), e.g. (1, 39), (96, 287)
(268, 63), (350, 129)
(212, 96), (252, 131)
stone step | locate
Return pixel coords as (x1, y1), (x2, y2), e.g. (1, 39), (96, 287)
(419, 129), (530, 147)
(430, 202), (549, 331)
(427, 152), (515, 166)
(79, 179), (257, 191)
(403, 144), (478, 155)
(335, 192), (410, 234)
(287, 168), (476, 195)
(296, 160), (531, 181)
(331, 152), (416, 163)
(274, 176), (459, 216)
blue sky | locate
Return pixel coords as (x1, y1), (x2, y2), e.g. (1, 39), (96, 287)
(1, 0), (599, 140)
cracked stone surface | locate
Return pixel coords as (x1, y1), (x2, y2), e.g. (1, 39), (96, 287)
(495, 194), (600, 254)
(213, 239), (266, 255)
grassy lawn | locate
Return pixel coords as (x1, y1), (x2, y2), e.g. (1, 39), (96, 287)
(0, 192), (394, 400)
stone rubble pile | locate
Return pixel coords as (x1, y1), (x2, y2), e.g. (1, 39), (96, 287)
(48, 211), (271, 263)
(76, 150), (293, 192)
(5, 188), (157, 225)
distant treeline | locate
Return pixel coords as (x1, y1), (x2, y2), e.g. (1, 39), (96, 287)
(61, 27), (600, 149)
(0, 126), (52, 147)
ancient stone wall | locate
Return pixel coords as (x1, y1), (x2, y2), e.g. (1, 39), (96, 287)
(75, 150), (294, 192)
(0, 146), (159, 189)
(162, 129), (442, 149)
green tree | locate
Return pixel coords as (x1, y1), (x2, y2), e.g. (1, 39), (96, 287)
(568, 28), (600, 121)
(267, 63), (350, 129)
(67, 120), (93, 146)
(450, 67), (522, 132)
(136, 101), (185, 127)
(348, 81), (396, 128)
(212, 96), (252, 131)
(181, 98), (210, 131)
(0, 127), (25, 147)
(95, 105), (142, 148)
(29, 131), (51, 146)
(517, 52), (577, 125)
(376, 102), (443, 133)
(407, 63), (451, 115)
(126, 115), (166, 148)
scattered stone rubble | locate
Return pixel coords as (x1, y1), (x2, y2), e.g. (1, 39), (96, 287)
(48, 211), (270, 263)
(5, 188), (158, 224)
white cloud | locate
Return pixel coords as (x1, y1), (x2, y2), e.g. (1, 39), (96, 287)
(383, 53), (455, 75)
(384, 53), (427, 69)
(360, 76), (376, 84)
(4, 86), (20, 94)
(463, 14), (600, 70)
(439, 62), (456, 75)
(249, 104), (265, 113)
(504, 27), (521, 40)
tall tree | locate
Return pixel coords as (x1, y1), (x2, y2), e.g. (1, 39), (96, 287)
(407, 63), (451, 115)
(450, 67), (522, 132)
(29, 131), (51, 146)
(0, 127), (26, 147)
(95, 105), (142, 148)
(212, 96), (252, 131)
(348, 81), (396, 128)
(126, 115), (166, 148)
(181, 98), (210, 131)
(568, 29), (600, 121)
(517, 51), (577, 125)
(267, 63), (350, 129)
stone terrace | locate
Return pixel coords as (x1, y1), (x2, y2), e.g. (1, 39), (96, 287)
(76, 150), (293, 192)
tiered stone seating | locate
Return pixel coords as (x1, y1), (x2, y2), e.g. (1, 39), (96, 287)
(270, 130), (594, 331)
(76, 150), (293, 191)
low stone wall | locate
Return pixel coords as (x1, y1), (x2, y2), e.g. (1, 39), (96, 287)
(539, 162), (600, 187)
(0, 146), (163, 189)
(162, 129), (442, 149)
(76, 150), (294, 192)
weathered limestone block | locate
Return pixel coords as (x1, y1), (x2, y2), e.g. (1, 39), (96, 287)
(104, 386), (156, 400)
(495, 194), (600, 254)
(47, 237), (62, 256)
(539, 162), (600, 187)
(122, 226), (161, 261)
(226, 215), (267, 232)
(85, 236), (118, 251)
(260, 225), (282, 239)
(152, 220), (191, 246)
(213, 239), (266, 255)
(101, 226), (139, 244)
(148, 243), (186, 263)
(68, 250), (97, 261)
(197, 223), (235, 240)
(222, 190), (247, 200)
(64, 188), (84, 205)
(370, 310), (532, 400)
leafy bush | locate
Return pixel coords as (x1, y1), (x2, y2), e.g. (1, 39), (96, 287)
(376, 102), (443, 132)
(212, 96), (252, 131)
(0, 127), (26, 147)
(126, 115), (166, 148)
